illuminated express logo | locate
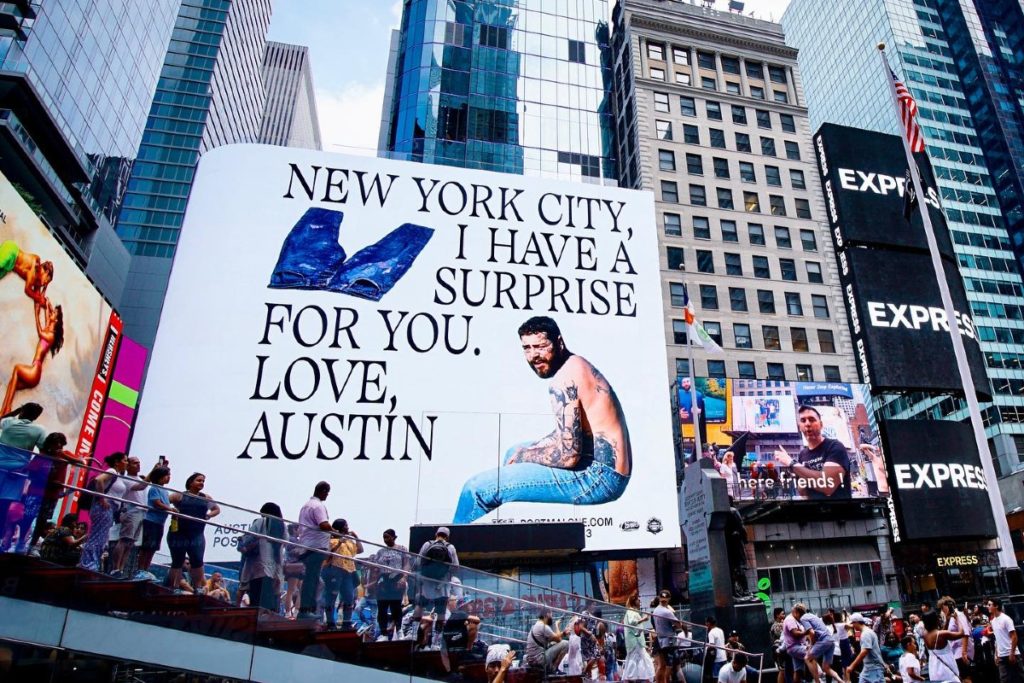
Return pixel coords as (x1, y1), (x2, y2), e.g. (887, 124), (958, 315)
(893, 463), (987, 490)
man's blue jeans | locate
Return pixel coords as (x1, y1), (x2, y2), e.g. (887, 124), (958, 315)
(453, 445), (629, 523)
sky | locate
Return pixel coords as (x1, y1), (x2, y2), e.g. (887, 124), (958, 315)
(268, 0), (792, 157)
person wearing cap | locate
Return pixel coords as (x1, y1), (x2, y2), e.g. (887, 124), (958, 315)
(414, 526), (459, 647)
(367, 528), (409, 640)
(485, 644), (517, 683)
(846, 612), (886, 683)
(653, 589), (682, 683)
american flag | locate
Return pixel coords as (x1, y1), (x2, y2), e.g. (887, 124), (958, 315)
(890, 68), (925, 153)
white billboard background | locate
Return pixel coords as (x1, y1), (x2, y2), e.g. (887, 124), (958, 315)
(132, 145), (680, 558)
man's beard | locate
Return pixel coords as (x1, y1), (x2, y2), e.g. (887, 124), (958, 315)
(529, 350), (569, 378)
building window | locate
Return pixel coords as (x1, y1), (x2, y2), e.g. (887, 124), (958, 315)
(697, 249), (714, 273)
(744, 192), (761, 212)
(807, 261), (824, 283)
(672, 319), (688, 344)
(796, 364), (813, 381)
(739, 162), (756, 183)
(786, 292), (803, 316)
(785, 141), (801, 160)
(680, 96), (696, 116)
(767, 363), (786, 380)
(769, 195), (787, 216)
(656, 120), (673, 140)
(735, 324), (753, 349)
(704, 321), (723, 346)
(676, 358), (690, 376)
(707, 100), (722, 120)
(736, 133), (751, 152)
(717, 188), (734, 210)
(818, 329), (836, 353)
(700, 284), (719, 309)
(799, 229), (817, 251)
(647, 42), (665, 60)
(732, 105), (747, 124)
(698, 50), (716, 69)
(769, 64), (787, 84)
(765, 165), (782, 187)
(654, 92), (670, 112)
(667, 246), (685, 269)
(726, 81), (741, 95)
(710, 129), (726, 148)
(690, 184), (707, 206)
(673, 47), (689, 65)
(568, 39), (586, 63)
(756, 109), (771, 129)
(676, 72), (691, 86)
(725, 252), (743, 275)
(792, 327), (809, 352)
(774, 90), (789, 103)
(748, 223), (765, 245)
(761, 136), (776, 156)
(713, 157), (730, 178)
(651, 67), (666, 80)
(702, 76), (717, 90)
(479, 24), (510, 49)
(659, 150), (676, 171)
(708, 360), (726, 378)
(730, 287), (748, 312)
(764, 326), (782, 350)
(661, 180), (679, 203)
(812, 294), (830, 318)
(721, 220), (738, 242)
(664, 213), (682, 236)
(684, 124), (700, 144)
(780, 113), (796, 133)
(686, 153), (704, 175)
(824, 365), (842, 381)
(738, 361), (756, 379)
(774, 226), (792, 248)
(670, 283), (686, 307)
(753, 255), (770, 278)
(721, 55), (740, 74)
(791, 169), (806, 189)
(694, 216), (711, 239)
(780, 258), (797, 281)
(758, 289), (776, 314)
(750, 85), (765, 99)
(796, 198), (812, 219)
(746, 62), (764, 79)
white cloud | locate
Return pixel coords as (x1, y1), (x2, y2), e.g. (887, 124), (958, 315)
(315, 83), (385, 157)
(390, 1), (403, 27)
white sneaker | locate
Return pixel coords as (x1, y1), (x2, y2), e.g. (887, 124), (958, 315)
(376, 635), (389, 642)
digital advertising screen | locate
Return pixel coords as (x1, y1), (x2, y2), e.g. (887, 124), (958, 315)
(682, 380), (888, 503)
(132, 145), (681, 557)
(880, 419), (997, 541)
(0, 171), (114, 440)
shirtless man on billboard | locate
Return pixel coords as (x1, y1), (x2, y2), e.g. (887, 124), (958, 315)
(453, 316), (632, 523)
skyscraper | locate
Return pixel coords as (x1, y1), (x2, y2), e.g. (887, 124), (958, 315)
(116, 0), (273, 349)
(259, 41), (321, 150)
(782, 0), (1024, 480)
(380, 0), (617, 184)
(0, 0), (179, 301)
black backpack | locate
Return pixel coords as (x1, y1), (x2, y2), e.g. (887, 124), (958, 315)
(420, 540), (450, 580)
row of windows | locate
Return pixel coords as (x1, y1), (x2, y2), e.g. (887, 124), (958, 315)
(757, 562), (884, 595)
(663, 215), (818, 251)
(979, 327), (1024, 345)
(646, 43), (788, 84)
(966, 277), (1024, 298)
(654, 119), (802, 160)
(654, 93), (796, 133)
(659, 180), (812, 218)
(672, 283), (831, 319)
(649, 65), (791, 101)
(952, 230), (1010, 250)
(674, 357), (843, 383)
(645, 42), (790, 102)
(958, 253), (1019, 274)
(658, 149), (807, 190)
(972, 301), (1024, 322)
(987, 352), (1024, 370)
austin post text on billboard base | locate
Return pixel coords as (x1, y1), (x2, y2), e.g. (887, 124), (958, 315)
(132, 145), (681, 557)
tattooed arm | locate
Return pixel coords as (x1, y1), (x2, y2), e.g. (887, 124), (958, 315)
(506, 376), (585, 468)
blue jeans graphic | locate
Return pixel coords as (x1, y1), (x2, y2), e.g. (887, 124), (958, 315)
(325, 223), (433, 301)
(453, 444), (629, 523)
(269, 208), (346, 289)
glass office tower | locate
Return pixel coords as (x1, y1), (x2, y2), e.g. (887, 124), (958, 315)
(381, 0), (617, 184)
(782, 0), (1024, 478)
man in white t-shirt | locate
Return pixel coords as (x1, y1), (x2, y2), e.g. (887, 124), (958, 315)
(706, 616), (728, 677)
(718, 652), (749, 683)
(296, 481), (333, 617)
(110, 455), (148, 578)
(899, 635), (925, 682)
(988, 597), (1023, 683)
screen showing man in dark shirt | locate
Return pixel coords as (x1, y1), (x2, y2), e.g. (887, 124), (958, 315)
(772, 405), (851, 500)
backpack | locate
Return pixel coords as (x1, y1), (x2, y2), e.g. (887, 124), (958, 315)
(420, 540), (450, 580)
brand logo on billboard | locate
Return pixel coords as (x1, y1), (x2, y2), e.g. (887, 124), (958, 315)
(893, 463), (987, 490)
(620, 520), (639, 532)
(97, 325), (120, 383)
(837, 168), (941, 209)
(866, 302), (976, 340)
(647, 518), (663, 534)
(936, 554), (978, 567)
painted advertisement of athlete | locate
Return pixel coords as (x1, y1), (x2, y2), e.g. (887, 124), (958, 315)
(0, 172), (113, 439)
(131, 145), (680, 556)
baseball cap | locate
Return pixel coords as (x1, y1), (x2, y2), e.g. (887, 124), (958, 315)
(436, 526), (451, 537)
(729, 630), (740, 637)
(849, 612), (871, 625)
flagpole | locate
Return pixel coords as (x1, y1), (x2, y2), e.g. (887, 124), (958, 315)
(878, 44), (1016, 568)
(688, 331), (703, 461)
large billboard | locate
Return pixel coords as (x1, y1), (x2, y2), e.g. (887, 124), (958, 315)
(880, 420), (997, 541)
(683, 380), (888, 502)
(838, 248), (989, 396)
(814, 123), (955, 258)
(92, 336), (146, 461)
(132, 145), (680, 555)
(0, 172), (114, 439)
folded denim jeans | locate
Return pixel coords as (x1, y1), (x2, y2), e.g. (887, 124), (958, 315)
(268, 207), (346, 290)
(324, 223), (433, 301)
